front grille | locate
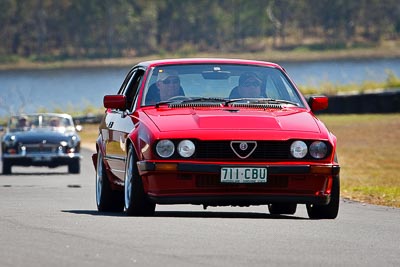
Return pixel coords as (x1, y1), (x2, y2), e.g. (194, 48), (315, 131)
(24, 144), (60, 154)
(195, 141), (290, 160)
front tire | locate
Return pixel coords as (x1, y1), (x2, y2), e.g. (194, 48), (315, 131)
(2, 159), (12, 175)
(124, 144), (155, 216)
(68, 158), (80, 174)
(268, 203), (297, 215)
(95, 150), (124, 212)
(307, 175), (340, 219)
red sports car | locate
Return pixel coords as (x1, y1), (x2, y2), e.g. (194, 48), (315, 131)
(93, 58), (340, 219)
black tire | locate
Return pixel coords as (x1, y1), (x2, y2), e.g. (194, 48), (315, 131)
(95, 151), (124, 212)
(68, 158), (80, 174)
(124, 144), (155, 216)
(307, 175), (340, 219)
(2, 159), (12, 175)
(268, 203), (297, 215)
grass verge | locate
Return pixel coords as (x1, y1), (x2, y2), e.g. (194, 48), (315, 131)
(318, 114), (400, 208)
(80, 114), (400, 208)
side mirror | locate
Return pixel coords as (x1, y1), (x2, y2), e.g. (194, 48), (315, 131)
(104, 95), (127, 110)
(308, 96), (328, 112)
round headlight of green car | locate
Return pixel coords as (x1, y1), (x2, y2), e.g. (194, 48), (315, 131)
(290, 140), (308, 159)
(4, 135), (17, 147)
(65, 135), (78, 148)
(309, 141), (328, 159)
(156, 140), (175, 158)
(177, 140), (195, 158)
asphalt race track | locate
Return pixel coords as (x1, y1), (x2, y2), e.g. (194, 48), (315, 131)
(0, 148), (399, 267)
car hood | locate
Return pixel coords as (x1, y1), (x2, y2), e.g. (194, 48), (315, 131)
(144, 108), (321, 133)
(6, 129), (76, 144)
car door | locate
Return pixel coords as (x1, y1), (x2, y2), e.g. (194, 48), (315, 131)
(103, 67), (145, 181)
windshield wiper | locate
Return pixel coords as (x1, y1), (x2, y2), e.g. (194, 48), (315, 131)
(157, 97), (299, 108)
(224, 98), (268, 105)
(155, 98), (186, 107)
(180, 97), (227, 103)
(155, 97), (227, 108)
(267, 99), (299, 106)
(226, 98), (299, 106)
(155, 100), (173, 107)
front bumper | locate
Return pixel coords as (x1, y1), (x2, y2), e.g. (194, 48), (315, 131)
(2, 152), (81, 167)
(137, 161), (340, 206)
(138, 162), (340, 175)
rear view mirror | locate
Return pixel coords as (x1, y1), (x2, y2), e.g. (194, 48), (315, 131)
(104, 95), (127, 110)
(308, 96), (328, 112)
(202, 71), (230, 80)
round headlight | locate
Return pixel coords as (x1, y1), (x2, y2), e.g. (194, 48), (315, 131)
(60, 141), (68, 147)
(310, 141), (328, 159)
(67, 135), (79, 147)
(5, 135), (17, 147)
(156, 140), (175, 158)
(177, 140), (195, 158)
(290, 141), (308, 159)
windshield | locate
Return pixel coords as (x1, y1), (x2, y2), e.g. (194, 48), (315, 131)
(142, 64), (304, 107)
(8, 114), (74, 132)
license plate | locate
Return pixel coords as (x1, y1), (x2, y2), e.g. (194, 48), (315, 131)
(220, 167), (267, 183)
(32, 156), (52, 162)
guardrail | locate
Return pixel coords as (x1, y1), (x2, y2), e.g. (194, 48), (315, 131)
(314, 89), (400, 114)
(73, 114), (103, 124)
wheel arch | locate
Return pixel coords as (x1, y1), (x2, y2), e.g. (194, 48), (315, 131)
(126, 127), (146, 161)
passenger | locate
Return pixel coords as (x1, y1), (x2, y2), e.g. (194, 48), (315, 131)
(229, 72), (265, 98)
(49, 117), (60, 127)
(145, 70), (185, 104)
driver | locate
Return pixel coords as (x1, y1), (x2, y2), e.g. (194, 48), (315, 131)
(49, 117), (60, 127)
(16, 116), (31, 130)
(229, 72), (265, 98)
(145, 70), (185, 104)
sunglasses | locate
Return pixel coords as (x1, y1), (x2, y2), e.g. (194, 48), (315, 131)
(242, 81), (261, 87)
(162, 78), (180, 85)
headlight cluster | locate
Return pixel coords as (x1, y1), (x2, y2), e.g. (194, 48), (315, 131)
(156, 139), (195, 158)
(4, 135), (17, 147)
(67, 135), (79, 147)
(290, 140), (328, 159)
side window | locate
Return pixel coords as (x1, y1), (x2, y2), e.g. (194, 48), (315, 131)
(124, 69), (145, 111)
(118, 69), (136, 95)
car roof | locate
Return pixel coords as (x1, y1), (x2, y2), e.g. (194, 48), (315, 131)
(135, 58), (283, 70)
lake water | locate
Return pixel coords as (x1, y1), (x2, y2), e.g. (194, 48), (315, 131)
(1, 58), (400, 116)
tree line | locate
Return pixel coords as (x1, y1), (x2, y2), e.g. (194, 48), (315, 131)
(1, 0), (399, 61)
